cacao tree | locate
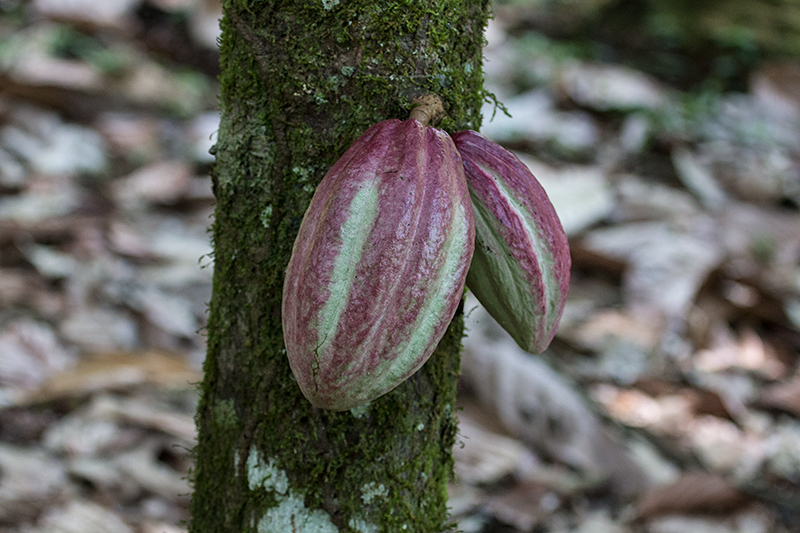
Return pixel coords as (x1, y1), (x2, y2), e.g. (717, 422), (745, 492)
(190, 1), (490, 531)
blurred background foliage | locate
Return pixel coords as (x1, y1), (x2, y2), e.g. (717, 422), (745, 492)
(495, 0), (800, 89)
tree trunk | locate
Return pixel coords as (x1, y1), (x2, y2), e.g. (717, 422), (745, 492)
(189, 1), (490, 531)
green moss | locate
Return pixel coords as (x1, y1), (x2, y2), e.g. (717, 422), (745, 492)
(213, 398), (239, 429)
(191, 0), (488, 531)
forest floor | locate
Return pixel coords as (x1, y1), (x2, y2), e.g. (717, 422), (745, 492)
(2, 1), (800, 532)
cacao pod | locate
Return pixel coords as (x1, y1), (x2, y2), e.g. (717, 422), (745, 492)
(282, 118), (475, 411)
(452, 130), (570, 353)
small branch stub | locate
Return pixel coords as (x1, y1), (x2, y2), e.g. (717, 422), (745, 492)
(409, 94), (445, 127)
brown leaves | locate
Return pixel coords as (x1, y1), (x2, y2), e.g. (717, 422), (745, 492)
(636, 472), (750, 519)
(25, 350), (202, 404)
(756, 374), (800, 419)
(0, 3), (216, 531)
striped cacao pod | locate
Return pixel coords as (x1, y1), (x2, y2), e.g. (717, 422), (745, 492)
(452, 130), (570, 354)
(282, 118), (475, 411)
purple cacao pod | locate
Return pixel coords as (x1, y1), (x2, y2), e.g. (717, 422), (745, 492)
(282, 118), (475, 411)
(452, 130), (570, 354)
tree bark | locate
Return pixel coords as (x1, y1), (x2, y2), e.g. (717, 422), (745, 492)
(190, 1), (490, 531)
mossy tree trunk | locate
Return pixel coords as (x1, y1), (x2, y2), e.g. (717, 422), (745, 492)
(190, 1), (490, 531)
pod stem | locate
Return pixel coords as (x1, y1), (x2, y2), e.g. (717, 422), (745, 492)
(409, 94), (445, 127)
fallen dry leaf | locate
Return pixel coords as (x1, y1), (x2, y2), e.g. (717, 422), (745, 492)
(636, 472), (750, 519)
(112, 160), (192, 208)
(454, 408), (528, 486)
(694, 327), (785, 380)
(671, 147), (727, 209)
(582, 218), (725, 319)
(485, 481), (558, 531)
(140, 523), (187, 533)
(463, 298), (648, 500)
(58, 306), (138, 354)
(34, 500), (135, 533)
(0, 318), (75, 389)
(646, 510), (774, 533)
(24, 350), (201, 404)
(519, 156), (615, 236)
(757, 375), (800, 419)
(751, 61), (800, 122)
(114, 439), (191, 500)
(95, 113), (165, 162)
(33, 0), (140, 30)
(0, 444), (68, 523)
(558, 63), (668, 112)
(573, 308), (664, 353)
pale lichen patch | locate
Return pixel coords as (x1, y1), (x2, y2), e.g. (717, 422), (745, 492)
(350, 403), (370, 418)
(257, 494), (338, 533)
(247, 447), (288, 494)
(260, 205), (273, 228)
(360, 482), (389, 504)
(321, 0), (340, 10)
(248, 449), (338, 532)
(348, 517), (379, 533)
(292, 166), (313, 182)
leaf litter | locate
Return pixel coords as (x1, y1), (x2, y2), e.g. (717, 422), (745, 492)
(2, 1), (800, 532)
